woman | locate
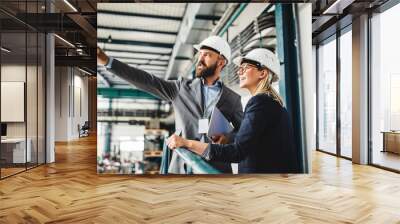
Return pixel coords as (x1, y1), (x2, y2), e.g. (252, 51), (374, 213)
(167, 48), (300, 173)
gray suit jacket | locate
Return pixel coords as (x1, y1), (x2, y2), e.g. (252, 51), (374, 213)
(107, 59), (243, 173)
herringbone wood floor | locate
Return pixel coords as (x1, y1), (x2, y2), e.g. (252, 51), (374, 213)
(1, 135), (400, 223)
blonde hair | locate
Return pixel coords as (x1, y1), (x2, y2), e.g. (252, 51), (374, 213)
(254, 69), (284, 106)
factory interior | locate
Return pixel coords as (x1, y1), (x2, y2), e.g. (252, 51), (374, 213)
(0, 1), (399, 223)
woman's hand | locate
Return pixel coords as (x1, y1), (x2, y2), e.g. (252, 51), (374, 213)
(168, 135), (208, 156)
(167, 134), (188, 149)
(211, 134), (229, 144)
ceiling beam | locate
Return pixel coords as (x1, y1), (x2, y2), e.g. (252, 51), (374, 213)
(106, 52), (170, 59)
(0, 9), (38, 32)
(97, 87), (159, 100)
(78, 66), (96, 76)
(195, 14), (222, 20)
(175, 56), (191, 60)
(86, 0), (96, 12)
(312, 14), (352, 44)
(67, 13), (97, 46)
(97, 10), (182, 21)
(115, 56), (170, 62)
(104, 49), (172, 56)
(55, 55), (95, 69)
(322, 0), (355, 14)
(14, 13), (83, 32)
(165, 3), (202, 80)
(98, 38), (174, 49)
(98, 26), (178, 36)
(312, 15), (334, 33)
(111, 58), (157, 64)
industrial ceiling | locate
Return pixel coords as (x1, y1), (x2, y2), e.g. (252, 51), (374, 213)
(96, 3), (230, 89)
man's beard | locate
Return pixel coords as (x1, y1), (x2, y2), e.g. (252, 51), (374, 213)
(195, 61), (217, 78)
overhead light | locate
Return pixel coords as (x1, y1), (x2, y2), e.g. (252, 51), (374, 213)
(78, 67), (93, 76)
(63, 0), (78, 12)
(76, 48), (86, 55)
(54, 34), (75, 48)
(1, 47), (11, 53)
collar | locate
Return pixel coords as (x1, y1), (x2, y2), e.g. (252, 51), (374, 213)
(201, 77), (222, 87)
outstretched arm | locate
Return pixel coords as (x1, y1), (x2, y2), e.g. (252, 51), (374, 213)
(97, 47), (180, 101)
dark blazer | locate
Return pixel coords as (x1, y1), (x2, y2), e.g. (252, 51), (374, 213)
(203, 94), (301, 173)
(107, 59), (244, 173)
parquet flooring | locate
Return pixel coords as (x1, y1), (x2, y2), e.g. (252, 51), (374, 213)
(0, 135), (399, 223)
(1, 167), (26, 178)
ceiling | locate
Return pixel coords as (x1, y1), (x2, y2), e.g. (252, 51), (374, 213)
(97, 3), (185, 80)
(312, 0), (391, 44)
(0, 0), (99, 74)
(97, 3), (230, 89)
(2, 0), (394, 72)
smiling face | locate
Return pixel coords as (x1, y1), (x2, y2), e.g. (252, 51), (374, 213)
(238, 63), (260, 88)
(195, 49), (225, 79)
(238, 63), (269, 94)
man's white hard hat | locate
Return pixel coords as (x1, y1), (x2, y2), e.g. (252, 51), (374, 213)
(194, 36), (231, 64)
(233, 48), (280, 82)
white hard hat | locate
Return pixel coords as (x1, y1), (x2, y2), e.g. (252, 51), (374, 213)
(193, 36), (231, 64)
(233, 48), (280, 82)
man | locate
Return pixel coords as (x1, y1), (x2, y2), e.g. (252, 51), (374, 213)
(97, 36), (243, 174)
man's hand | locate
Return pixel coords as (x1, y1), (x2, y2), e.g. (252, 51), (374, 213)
(167, 134), (188, 149)
(211, 134), (229, 144)
(97, 46), (109, 66)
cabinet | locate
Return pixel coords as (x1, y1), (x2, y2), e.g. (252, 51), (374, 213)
(382, 131), (400, 154)
(0, 138), (32, 165)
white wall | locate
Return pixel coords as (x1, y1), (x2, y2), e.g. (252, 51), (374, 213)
(1, 63), (46, 164)
(1, 65), (40, 138)
(56, 66), (70, 141)
(1, 65), (27, 139)
(54, 67), (89, 141)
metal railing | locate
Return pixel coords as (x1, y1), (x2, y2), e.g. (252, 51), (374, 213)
(160, 140), (221, 174)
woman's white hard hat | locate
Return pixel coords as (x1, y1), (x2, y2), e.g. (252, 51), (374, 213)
(233, 48), (280, 82)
